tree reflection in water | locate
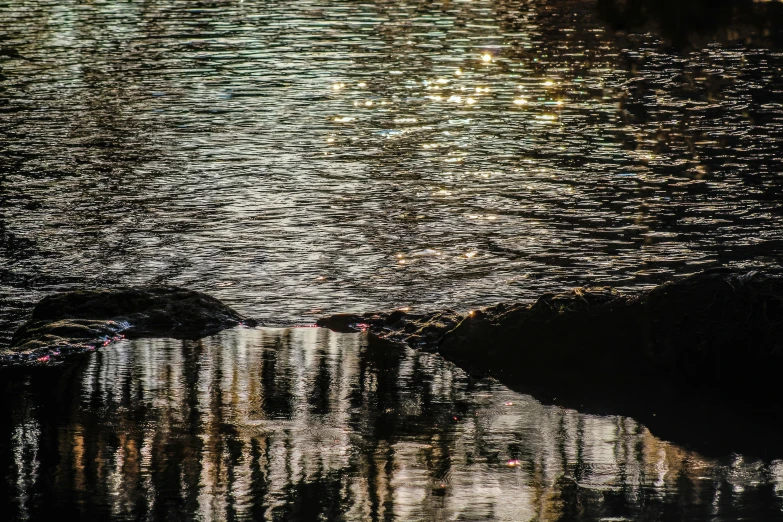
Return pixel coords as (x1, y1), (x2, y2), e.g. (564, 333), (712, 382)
(1, 328), (783, 521)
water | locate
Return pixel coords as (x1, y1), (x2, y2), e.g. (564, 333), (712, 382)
(3, 2), (783, 518)
(1, 327), (782, 521)
(2, 0), (783, 343)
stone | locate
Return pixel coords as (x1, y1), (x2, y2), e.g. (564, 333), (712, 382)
(319, 269), (783, 403)
(318, 269), (783, 455)
(5, 286), (254, 365)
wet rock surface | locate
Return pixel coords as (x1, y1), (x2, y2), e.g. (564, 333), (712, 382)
(318, 269), (783, 454)
(5, 287), (252, 365)
(322, 269), (783, 388)
(316, 309), (463, 348)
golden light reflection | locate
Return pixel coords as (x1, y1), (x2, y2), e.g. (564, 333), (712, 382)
(513, 98), (528, 105)
(482, 53), (492, 62)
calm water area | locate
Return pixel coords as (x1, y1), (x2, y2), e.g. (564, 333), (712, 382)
(3, 0), (783, 519)
(3, 328), (783, 521)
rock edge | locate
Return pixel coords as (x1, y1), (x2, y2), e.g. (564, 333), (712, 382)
(318, 269), (783, 401)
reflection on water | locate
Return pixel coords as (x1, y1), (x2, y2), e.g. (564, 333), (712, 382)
(2, 0), (783, 342)
(1, 328), (783, 521)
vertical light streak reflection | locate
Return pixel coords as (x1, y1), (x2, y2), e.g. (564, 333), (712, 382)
(11, 417), (40, 521)
(2, 328), (783, 520)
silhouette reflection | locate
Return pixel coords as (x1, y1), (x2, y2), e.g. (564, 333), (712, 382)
(1, 328), (783, 521)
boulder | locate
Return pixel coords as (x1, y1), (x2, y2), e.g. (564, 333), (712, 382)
(5, 286), (254, 365)
(318, 269), (783, 423)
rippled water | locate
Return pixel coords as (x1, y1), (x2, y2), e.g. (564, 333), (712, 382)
(1, 327), (782, 521)
(2, 0), (783, 342)
(3, 2), (783, 519)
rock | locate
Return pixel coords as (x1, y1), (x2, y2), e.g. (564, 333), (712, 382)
(319, 269), (783, 402)
(439, 269), (783, 389)
(315, 314), (368, 333)
(316, 309), (462, 351)
(5, 286), (254, 366)
(318, 269), (783, 456)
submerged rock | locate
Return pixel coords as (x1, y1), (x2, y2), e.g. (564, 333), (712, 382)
(5, 286), (253, 365)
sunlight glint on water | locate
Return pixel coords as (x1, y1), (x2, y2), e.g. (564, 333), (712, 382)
(2, 0), (783, 342)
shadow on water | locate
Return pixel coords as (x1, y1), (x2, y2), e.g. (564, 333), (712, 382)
(1, 328), (783, 521)
(596, 0), (783, 48)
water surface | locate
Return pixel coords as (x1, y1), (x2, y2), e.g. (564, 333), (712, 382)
(2, 327), (783, 521)
(2, 0), (783, 342)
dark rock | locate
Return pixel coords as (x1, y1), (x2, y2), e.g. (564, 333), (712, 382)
(438, 268), (783, 392)
(317, 309), (462, 351)
(318, 269), (783, 456)
(319, 269), (783, 394)
(315, 314), (368, 333)
(5, 286), (253, 366)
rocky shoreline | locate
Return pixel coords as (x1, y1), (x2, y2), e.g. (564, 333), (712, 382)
(318, 268), (783, 456)
(8, 269), (783, 383)
(320, 269), (783, 395)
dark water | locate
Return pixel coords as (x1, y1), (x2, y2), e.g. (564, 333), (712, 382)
(2, 0), (783, 342)
(2, 328), (783, 521)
